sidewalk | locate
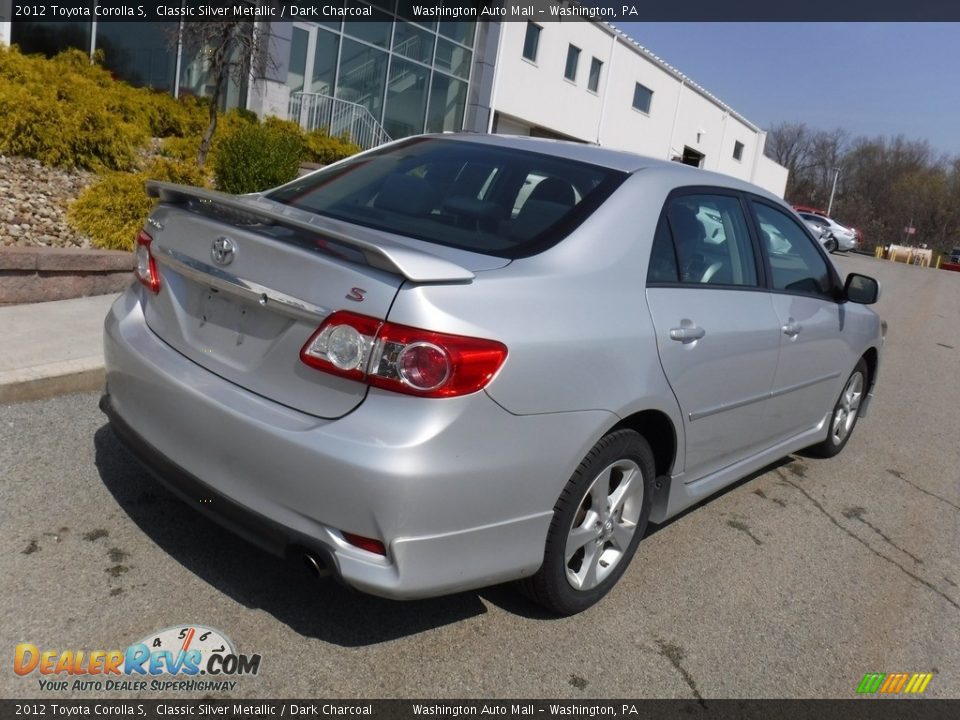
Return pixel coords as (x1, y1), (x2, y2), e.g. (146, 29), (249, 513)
(0, 293), (119, 403)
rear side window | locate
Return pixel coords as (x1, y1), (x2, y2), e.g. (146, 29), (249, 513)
(267, 138), (626, 259)
(650, 193), (759, 287)
(754, 203), (835, 299)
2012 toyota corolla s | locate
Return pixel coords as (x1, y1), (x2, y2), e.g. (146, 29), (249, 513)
(100, 134), (883, 615)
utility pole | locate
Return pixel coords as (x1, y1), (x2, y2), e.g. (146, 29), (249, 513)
(827, 167), (840, 216)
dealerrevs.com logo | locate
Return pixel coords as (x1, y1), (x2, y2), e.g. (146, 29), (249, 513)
(14, 625), (261, 693)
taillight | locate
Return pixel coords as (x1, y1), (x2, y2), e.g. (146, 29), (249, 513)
(300, 311), (507, 398)
(341, 532), (387, 556)
(134, 230), (160, 294)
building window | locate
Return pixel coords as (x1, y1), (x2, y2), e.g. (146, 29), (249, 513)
(522, 22), (541, 62)
(337, 39), (389, 122)
(384, 59), (430, 139)
(733, 141), (745, 161)
(632, 83), (653, 114)
(564, 44), (580, 82)
(588, 57), (603, 92)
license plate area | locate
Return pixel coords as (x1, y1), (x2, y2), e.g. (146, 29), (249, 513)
(182, 286), (294, 370)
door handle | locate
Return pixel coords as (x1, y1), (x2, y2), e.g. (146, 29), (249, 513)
(782, 321), (803, 337)
(669, 325), (706, 342)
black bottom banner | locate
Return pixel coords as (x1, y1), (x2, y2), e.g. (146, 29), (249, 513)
(2, 699), (958, 720)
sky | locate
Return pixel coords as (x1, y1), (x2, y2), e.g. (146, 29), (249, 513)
(613, 22), (960, 157)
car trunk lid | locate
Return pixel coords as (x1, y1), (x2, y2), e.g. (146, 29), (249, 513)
(140, 182), (489, 419)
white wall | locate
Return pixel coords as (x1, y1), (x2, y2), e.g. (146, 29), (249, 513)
(495, 21), (611, 142)
(754, 155), (790, 198)
(491, 21), (788, 198)
(247, 79), (290, 120)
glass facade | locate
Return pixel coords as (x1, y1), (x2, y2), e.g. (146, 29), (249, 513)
(288, 2), (477, 141)
(95, 22), (177, 93)
(10, 19), (92, 58)
(8, 7), (244, 106)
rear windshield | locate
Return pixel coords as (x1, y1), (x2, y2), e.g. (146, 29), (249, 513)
(267, 137), (627, 259)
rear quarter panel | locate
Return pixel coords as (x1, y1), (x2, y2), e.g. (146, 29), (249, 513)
(384, 171), (684, 454)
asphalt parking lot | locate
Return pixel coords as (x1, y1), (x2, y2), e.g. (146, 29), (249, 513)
(2, 253), (958, 700)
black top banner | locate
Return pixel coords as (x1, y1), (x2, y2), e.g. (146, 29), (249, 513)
(5, 0), (960, 22)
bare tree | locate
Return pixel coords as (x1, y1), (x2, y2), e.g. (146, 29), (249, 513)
(169, 20), (277, 166)
(765, 121), (812, 173)
(766, 123), (960, 253)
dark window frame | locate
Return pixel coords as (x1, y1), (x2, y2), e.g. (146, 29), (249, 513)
(564, 44), (581, 82)
(588, 57), (603, 93)
(522, 21), (541, 62)
(745, 196), (844, 301)
(646, 186), (767, 291)
(632, 82), (653, 114)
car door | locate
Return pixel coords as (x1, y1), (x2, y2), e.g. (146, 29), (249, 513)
(749, 199), (850, 442)
(646, 190), (782, 481)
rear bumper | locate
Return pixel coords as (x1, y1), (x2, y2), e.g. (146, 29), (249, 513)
(102, 288), (613, 599)
(100, 391), (340, 574)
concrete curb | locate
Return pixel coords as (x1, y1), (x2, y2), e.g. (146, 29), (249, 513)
(0, 293), (119, 404)
(0, 366), (105, 404)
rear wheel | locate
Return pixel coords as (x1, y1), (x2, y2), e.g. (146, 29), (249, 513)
(520, 430), (654, 615)
(809, 359), (867, 458)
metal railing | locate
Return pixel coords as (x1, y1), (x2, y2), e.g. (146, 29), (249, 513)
(288, 92), (391, 152)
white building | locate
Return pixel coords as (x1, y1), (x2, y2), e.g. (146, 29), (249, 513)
(487, 21), (788, 196)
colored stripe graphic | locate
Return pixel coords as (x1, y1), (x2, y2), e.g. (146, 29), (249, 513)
(857, 673), (885, 694)
(857, 672), (932, 694)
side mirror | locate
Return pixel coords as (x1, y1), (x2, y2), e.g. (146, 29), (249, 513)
(844, 273), (880, 304)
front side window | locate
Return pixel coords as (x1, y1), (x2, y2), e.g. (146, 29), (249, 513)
(588, 57), (603, 92)
(268, 138), (627, 259)
(753, 203), (835, 299)
(564, 45), (581, 81)
(652, 194), (759, 287)
(523, 22), (541, 62)
(633, 83), (653, 114)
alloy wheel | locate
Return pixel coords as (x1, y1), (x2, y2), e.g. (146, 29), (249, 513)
(565, 459), (644, 591)
(831, 371), (863, 445)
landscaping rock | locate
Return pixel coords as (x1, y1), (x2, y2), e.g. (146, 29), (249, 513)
(0, 155), (94, 249)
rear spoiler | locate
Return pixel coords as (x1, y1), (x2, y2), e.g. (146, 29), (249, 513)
(145, 181), (475, 283)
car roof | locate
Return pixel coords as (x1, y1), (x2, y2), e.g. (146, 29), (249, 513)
(431, 133), (783, 202)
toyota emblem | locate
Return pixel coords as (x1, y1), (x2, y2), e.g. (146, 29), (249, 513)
(211, 236), (237, 266)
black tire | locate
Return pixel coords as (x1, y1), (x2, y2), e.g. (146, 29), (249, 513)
(808, 359), (868, 458)
(825, 236), (839, 253)
(519, 430), (654, 615)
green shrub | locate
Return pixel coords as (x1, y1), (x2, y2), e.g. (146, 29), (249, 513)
(304, 129), (362, 165)
(233, 107), (259, 124)
(0, 83), (145, 170)
(0, 46), (206, 169)
(213, 121), (305, 194)
(68, 159), (212, 251)
(160, 108), (258, 164)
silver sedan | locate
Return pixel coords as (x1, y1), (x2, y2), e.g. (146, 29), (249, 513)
(102, 134), (883, 615)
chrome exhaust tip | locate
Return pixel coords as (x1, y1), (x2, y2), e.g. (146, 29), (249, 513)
(303, 552), (332, 579)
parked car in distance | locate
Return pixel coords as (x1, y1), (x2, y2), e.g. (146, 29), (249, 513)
(798, 212), (859, 252)
(800, 216), (832, 248)
(101, 135), (884, 615)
